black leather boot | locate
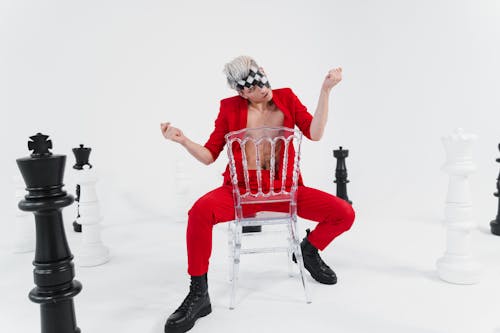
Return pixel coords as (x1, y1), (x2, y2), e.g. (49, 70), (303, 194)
(164, 274), (212, 333)
(294, 229), (337, 285)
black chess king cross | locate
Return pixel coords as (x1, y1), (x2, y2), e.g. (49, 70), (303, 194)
(16, 133), (82, 333)
(333, 146), (352, 205)
(491, 143), (500, 236)
(72, 144), (93, 233)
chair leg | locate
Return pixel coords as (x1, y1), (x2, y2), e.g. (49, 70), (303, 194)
(229, 223), (242, 310)
(290, 218), (311, 304)
(286, 224), (294, 277)
(227, 222), (236, 283)
(228, 223), (235, 283)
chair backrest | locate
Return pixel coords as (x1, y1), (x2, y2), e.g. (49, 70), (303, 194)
(224, 127), (303, 213)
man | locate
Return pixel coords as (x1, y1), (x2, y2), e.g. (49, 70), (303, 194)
(160, 56), (355, 333)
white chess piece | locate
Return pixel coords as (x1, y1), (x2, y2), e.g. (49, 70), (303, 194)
(436, 128), (482, 284)
(76, 165), (110, 266)
(13, 175), (35, 253)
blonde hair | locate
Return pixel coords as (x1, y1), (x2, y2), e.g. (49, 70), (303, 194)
(223, 56), (260, 90)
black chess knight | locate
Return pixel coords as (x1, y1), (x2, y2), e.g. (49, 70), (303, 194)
(491, 143), (500, 236)
(72, 144), (92, 233)
(16, 133), (82, 333)
(333, 146), (352, 204)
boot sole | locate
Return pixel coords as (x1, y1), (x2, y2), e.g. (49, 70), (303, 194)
(304, 263), (337, 285)
(309, 272), (337, 285)
(165, 304), (212, 333)
(293, 254), (337, 285)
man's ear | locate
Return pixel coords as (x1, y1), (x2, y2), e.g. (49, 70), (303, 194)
(238, 90), (247, 99)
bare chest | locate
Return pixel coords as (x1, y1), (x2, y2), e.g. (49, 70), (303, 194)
(244, 105), (285, 170)
(246, 105), (284, 129)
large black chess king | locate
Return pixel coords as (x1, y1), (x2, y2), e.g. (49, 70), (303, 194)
(72, 144), (93, 233)
(17, 133), (82, 333)
(333, 146), (352, 205)
(491, 143), (500, 236)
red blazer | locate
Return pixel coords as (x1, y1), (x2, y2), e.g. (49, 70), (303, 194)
(203, 88), (313, 186)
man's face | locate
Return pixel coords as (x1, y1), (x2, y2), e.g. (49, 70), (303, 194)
(240, 85), (273, 103)
(237, 66), (272, 103)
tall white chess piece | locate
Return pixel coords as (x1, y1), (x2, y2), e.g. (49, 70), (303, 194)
(13, 174), (35, 253)
(436, 128), (482, 284)
(76, 165), (110, 266)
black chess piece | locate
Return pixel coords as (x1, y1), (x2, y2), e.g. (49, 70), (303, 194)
(16, 133), (82, 333)
(72, 144), (92, 233)
(333, 146), (352, 205)
(242, 225), (261, 233)
(490, 143), (500, 236)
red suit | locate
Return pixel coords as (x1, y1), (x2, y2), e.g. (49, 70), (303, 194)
(187, 88), (355, 276)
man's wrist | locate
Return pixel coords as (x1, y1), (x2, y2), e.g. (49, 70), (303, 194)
(321, 86), (332, 95)
(180, 137), (190, 147)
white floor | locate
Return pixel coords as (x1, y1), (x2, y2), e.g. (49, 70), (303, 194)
(1, 209), (500, 333)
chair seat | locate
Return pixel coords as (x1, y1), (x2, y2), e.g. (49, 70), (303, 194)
(230, 211), (292, 226)
(240, 193), (292, 204)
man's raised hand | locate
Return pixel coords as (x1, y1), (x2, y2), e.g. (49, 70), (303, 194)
(322, 67), (342, 92)
(160, 122), (186, 144)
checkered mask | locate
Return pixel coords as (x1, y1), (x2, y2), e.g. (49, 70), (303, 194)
(236, 66), (271, 90)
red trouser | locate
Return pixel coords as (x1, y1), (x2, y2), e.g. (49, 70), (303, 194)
(186, 185), (355, 276)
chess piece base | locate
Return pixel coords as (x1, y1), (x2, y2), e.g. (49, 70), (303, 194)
(242, 225), (262, 233)
(436, 254), (482, 284)
(73, 221), (82, 233)
(77, 245), (110, 267)
(490, 219), (500, 236)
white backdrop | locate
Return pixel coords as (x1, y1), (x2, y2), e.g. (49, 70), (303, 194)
(2, 0), (499, 229)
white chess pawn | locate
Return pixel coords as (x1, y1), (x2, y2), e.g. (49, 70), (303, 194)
(13, 174), (35, 253)
(76, 165), (110, 266)
(436, 128), (482, 284)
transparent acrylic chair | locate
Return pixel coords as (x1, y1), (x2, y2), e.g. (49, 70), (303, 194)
(224, 126), (311, 309)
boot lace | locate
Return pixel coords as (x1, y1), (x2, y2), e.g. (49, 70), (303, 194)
(176, 280), (201, 313)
